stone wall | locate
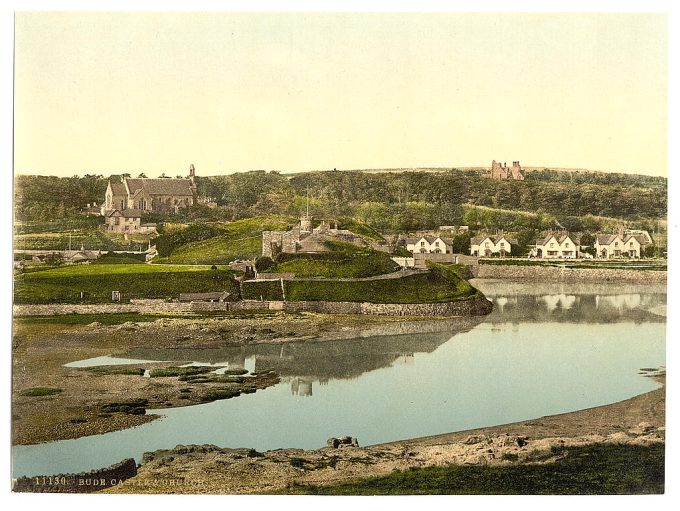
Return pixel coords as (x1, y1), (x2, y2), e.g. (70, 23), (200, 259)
(476, 264), (667, 282)
(14, 295), (492, 317)
(256, 273), (296, 281)
(413, 252), (456, 268)
(231, 295), (492, 316)
(13, 458), (137, 493)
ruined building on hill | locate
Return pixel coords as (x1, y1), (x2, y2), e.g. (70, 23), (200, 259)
(262, 215), (383, 258)
(483, 160), (525, 180)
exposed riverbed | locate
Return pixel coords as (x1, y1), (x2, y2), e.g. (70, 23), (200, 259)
(12, 280), (665, 478)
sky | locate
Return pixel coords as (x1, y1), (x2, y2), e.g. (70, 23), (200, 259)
(14, 12), (668, 177)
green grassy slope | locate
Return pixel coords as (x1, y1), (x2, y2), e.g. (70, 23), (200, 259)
(244, 263), (478, 304)
(266, 242), (398, 278)
(14, 264), (239, 304)
(155, 216), (295, 265)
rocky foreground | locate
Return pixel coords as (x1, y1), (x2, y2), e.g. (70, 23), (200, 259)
(105, 374), (665, 494)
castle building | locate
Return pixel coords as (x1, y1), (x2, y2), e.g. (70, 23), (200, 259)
(483, 160), (525, 180)
(262, 216), (375, 258)
(103, 164), (198, 214)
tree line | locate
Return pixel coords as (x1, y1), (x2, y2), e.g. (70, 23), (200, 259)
(15, 169), (667, 232)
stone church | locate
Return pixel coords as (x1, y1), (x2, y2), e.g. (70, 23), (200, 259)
(104, 164), (198, 214)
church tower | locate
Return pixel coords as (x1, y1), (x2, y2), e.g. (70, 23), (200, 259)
(188, 164), (197, 199)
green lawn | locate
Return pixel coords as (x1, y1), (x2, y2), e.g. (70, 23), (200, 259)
(244, 263), (478, 304)
(155, 216), (295, 265)
(14, 263), (240, 304)
(266, 242), (398, 278)
(289, 443), (664, 495)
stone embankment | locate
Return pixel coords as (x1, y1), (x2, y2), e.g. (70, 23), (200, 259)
(476, 264), (666, 282)
(13, 458), (137, 493)
(14, 295), (493, 317)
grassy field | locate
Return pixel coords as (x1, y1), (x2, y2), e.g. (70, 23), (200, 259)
(154, 216), (295, 265)
(244, 263), (478, 304)
(14, 263), (240, 304)
(290, 443), (664, 495)
(265, 242), (398, 278)
(14, 228), (153, 252)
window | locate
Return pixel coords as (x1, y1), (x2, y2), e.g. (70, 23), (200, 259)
(485, 242), (490, 248)
(550, 243), (555, 248)
(434, 241), (439, 247)
(565, 242), (570, 247)
(615, 242), (619, 247)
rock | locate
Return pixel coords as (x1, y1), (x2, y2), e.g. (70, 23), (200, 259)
(629, 422), (655, 435)
(463, 435), (488, 445)
(516, 436), (529, 448)
(326, 436), (359, 449)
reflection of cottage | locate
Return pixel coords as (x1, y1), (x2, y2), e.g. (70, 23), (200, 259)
(405, 236), (453, 254)
(530, 230), (580, 259)
(103, 209), (157, 234)
(470, 233), (517, 257)
(262, 215), (377, 257)
(103, 164), (197, 214)
(290, 377), (313, 397)
(594, 230), (649, 258)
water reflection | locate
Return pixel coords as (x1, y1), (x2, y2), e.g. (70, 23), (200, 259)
(12, 280), (666, 478)
(473, 280), (665, 325)
(123, 317), (484, 384)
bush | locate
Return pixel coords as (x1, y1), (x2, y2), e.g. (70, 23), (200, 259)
(255, 256), (275, 272)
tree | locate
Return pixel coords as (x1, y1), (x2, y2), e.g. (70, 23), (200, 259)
(137, 173), (147, 178)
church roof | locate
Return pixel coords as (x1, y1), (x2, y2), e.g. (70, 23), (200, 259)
(109, 180), (127, 195)
(125, 178), (194, 196)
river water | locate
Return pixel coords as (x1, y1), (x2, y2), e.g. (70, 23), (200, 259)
(12, 280), (666, 477)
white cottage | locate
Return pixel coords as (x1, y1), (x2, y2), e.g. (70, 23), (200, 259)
(405, 236), (453, 254)
(594, 233), (645, 258)
(470, 234), (517, 257)
(531, 231), (580, 259)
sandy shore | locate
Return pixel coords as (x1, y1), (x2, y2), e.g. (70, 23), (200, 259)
(105, 373), (665, 494)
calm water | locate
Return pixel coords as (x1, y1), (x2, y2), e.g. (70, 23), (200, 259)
(12, 280), (666, 477)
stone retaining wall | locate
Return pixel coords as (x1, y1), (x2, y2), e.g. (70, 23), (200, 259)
(13, 458), (137, 493)
(14, 295), (492, 317)
(477, 264), (667, 282)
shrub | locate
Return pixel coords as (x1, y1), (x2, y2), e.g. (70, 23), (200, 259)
(255, 256), (275, 272)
